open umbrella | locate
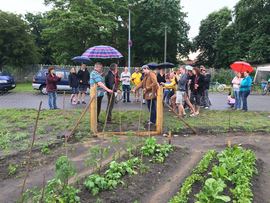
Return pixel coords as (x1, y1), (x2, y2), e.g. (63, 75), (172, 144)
(158, 62), (175, 69)
(82, 45), (123, 59)
(71, 56), (91, 64)
(230, 61), (254, 73)
(147, 63), (159, 70)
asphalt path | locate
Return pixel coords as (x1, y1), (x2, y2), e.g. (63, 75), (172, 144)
(0, 91), (270, 112)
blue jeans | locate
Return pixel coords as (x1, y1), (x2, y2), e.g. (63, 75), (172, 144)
(234, 90), (241, 109)
(147, 99), (157, 124)
(48, 92), (57, 109)
(122, 85), (131, 102)
(240, 90), (250, 111)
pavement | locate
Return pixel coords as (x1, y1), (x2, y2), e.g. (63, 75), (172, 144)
(0, 91), (270, 112)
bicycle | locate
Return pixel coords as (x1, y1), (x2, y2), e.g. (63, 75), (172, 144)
(210, 81), (229, 93)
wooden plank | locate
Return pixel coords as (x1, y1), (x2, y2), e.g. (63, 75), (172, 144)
(90, 84), (97, 134)
(156, 86), (164, 134)
(96, 131), (160, 137)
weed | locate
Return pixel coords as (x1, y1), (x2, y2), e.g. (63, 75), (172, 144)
(41, 144), (51, 155)
(8, 163), (18, 176)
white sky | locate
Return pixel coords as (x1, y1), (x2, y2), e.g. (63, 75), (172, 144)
(0, 0), (239, 39)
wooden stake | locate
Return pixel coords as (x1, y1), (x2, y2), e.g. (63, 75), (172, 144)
(156, 86), (164, 134)
(168, 131), (172, 145)
(164, 102), (197, 134)
(227, 139), (232, 147)
(90, 84), (97, 135)
(20, 101), (42, 201)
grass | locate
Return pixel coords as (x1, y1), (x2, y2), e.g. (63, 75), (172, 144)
(0, 108), (269, 156)
(11, 82), (35, 93)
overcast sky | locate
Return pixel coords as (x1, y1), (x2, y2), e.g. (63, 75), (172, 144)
(0, 0), (239, 39)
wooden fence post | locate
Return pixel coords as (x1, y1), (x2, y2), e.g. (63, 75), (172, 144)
(90, 84), (97, 134)
(156, 86), (164, 134)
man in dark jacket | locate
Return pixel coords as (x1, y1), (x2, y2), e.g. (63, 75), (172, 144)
(105, 63), (119, 122)
(77, 64), (90, 104)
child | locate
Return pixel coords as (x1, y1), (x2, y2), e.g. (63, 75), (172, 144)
(227, 91), (235, 108)
(163, 75), (172, 105)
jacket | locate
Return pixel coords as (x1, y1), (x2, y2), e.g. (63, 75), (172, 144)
(157, 73), (166, 84)
(77, 69), (90, 85)
(68, 73), (79, 88)
(204, 73), (211, 90)
(190, 74), (204, 94)
(46, 74), (61, 92)
(135, 71), (159, 100)
(240, 76), (252, 91)
(178, 74), (188, 91)
(105, 70), (117, 92)
(163, 77), (177, 91)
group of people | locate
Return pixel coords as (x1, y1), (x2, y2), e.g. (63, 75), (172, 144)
(45, 63), (213, 124)
(229, 71), (252, 111)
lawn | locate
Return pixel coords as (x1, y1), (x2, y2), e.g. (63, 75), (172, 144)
(11, 82), (35, 93)
(0, 108), (269, 156)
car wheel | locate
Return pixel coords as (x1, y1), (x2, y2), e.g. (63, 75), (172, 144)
(40, 85), (47, 95)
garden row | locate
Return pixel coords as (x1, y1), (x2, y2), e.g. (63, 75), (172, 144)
(22, 137), (173, 202)
(170, 146), (257, 203)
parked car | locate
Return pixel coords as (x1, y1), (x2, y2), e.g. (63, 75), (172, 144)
(0, 72), (16, 92)
(32, 68), (90, 94)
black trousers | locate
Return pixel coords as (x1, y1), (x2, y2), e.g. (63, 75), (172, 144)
(106, 93), (115, 121)
(97, 96), (103, 121)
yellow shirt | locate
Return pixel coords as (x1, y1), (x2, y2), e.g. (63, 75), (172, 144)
(164, 77), (177, 91)
(131, 72), (142, 86)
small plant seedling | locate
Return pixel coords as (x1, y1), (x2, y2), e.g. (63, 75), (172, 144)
(8, 163), (18, 176)
(41, 144), (51, 155)
(55, 156), (76, 185)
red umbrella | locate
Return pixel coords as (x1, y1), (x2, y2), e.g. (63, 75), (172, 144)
(230, 61), (254, 73)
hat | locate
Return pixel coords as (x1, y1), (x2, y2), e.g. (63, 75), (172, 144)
(142, 65), (149, 69)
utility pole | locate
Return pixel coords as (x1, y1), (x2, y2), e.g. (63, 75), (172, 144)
(128, 8), (131, 72)
(164, 25), (167, 63)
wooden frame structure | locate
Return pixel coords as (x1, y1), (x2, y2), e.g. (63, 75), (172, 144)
(90, 85), (164, 136)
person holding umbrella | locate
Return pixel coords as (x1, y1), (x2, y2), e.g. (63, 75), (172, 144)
(240, 71), (252, 111)
(89, 62), (113, 123)
(132, 65), (159, 125)
(77, 64), (90, 104)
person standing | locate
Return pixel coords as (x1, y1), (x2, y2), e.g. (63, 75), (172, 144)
(200, 66), (211, 109)
(190, 67), (204, 116)
(133, 65), (159, 125)
(77, 64), (90, 104)
(46, 66), (62, 110)
(68, 67), (79, 105)
(157, 69), (166, 84)
(105, 63), (119, 123)
(240, 71), (252, 111)
(131, 67), (142, 102)
(89, 62), (113, 123)
(232, 72), (242, 110)
(120, 67), (131, 103)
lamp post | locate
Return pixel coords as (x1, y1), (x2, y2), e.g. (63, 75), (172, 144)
(164, 25), (167, 63)
(128, 8), (131, 72)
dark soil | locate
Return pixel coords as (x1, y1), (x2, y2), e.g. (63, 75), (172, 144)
(252, 159), (267, 203)
(78, 147), (188, 203)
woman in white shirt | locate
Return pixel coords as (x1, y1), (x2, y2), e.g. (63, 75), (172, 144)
(231, 72), (243, 110)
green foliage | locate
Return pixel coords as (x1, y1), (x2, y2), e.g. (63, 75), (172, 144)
(8, 163), (18, 176)
(169, 150), (217, 203)
(140, 137), (173, 163)
(55, 156), (76, 184)
(211, 69), (235, 84)
(0, 11), (40, 70)
(84, 157), (142, 196)
(41, 144), (51, 155)
(195, 178), (231, 203)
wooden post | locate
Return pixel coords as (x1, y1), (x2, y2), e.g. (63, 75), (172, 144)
(90, 84), (97, 134)
(156, 86), (164, 134)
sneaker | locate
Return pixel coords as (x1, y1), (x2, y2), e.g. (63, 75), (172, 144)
(195, 111), (199, 116)
(190, 113), (196, 117)
(204, 107), (209, 109)
(147, 121), (155, 125)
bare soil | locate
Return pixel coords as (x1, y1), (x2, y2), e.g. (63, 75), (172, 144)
(0, 133), (269, 203)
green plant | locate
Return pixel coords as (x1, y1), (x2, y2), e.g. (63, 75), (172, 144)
(55, 156), (76, 185)
(8, 163), (18, 176)
(195, 178), (231, 203)
(85, 145), (110, 174)
(41, 144), (51, 155)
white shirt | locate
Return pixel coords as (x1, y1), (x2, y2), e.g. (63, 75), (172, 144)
(120, 72), (131, 85)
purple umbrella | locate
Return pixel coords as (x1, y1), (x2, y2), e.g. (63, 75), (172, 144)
(72, 56), (91, 64)
(82, 45), (123, 59)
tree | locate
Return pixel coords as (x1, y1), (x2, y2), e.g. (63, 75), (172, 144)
(194, 7), (232, 68)
(0, 11), (40, 71)
(132, 0), (191, 65)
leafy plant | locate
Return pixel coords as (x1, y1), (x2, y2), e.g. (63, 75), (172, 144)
(195, 178), (231, 203)
(8, 163), (18, 176)
(55, 156), (76, 185)
(41, 143), (51, 155)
